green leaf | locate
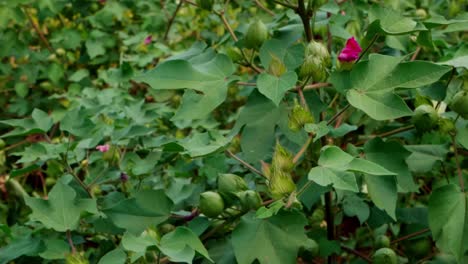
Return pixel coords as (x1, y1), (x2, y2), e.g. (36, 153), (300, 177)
(317, 146), (354, 170)
(368, 6), (424, 35)
(309, 166), (358, 192)
(136, 53), (235, 120)
(24, 181), (97, 232)
(1, 108), (53, 137)
(332, 54), (451, 120)
(178, 131), (231, 157)
(405, 144), (449, 172)
(429, 184), (468, 262)
(259, 39), (304, 70)
(348, 158), (396, 176)
(159, 227), (213, 263)
(39, 239), (69, 260)
(121, 231), (157, 253)
(232, 211), (308, 264)
(69, 69), (90, 82)
(14, 82), (29, 98)
(364, 175), (397, 220)
(364, 138), (418, 192)
(101, 190), (173, 235)
(456, 125), (468, 149)
(304, 121), (329, 142)
(343, 194), (370, 224)
(98, 248), (127, 264)
(438, 55), (468, 69)
(0, 235), (44, 264)
(86, 39), (106, 58)
(256, 71), (297, 106)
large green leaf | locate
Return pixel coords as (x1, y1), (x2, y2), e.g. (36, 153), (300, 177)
(136, 53), (235, 120)
(364, 138), (418, 192)
(159, 227), (213, 263)
(1, 108), (54, 137)
(231, 211), (308, 264)
(101, 190), (173, 235)
(309, 166), (358, 192)
(256, 71), (297, 106)
(0, 235), (44, 264)
(405, 144), (449, 172)
(259, 39), (304, 70)
(24, 181), (98, 232)
(331, 54), (451, 120)
(368, 6), (425, 35)
(364, 175), (398, 220)
(98, 248), (127, 264)
(429, 184), (468, 262)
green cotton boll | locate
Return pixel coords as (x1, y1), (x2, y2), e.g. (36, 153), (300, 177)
(199, 191), (225, 218)
(305, 41), (330, 65)
(271, 142), (294, 173)
(450, 90), (468, 119)
(238, 190), (262, 211)
(217, 173), (248, 200)
(244, 20), (268, 49)
(268, 169), (296, 199)
(412, 104), (439, 132)
(372, 248), (398, 264)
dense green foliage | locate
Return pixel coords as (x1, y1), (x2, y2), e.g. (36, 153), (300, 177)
(0, 0), (467, 263)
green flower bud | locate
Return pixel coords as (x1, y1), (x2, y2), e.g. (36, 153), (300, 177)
(269, 170), (296, 199)
(197, 0), (214, 10)
(450, 90), (468, 119)
(305, 41), (330, 67)
(268, 55), (287, 77)
(375, 235), (391, 249)
(412, 105), (439, 132)
(438, 118), (456, 134)
(244, 20), (268, 49)
(0, 139), (5, 150)
(299, 56), (327, 82)
(372, 248), (398, 264)
(199, 191), (225, 218)
(217, 174), (248, 196)
(159, 223), (176, 235)
(272, 142), (294, 173)
(415, 8), (428, 19)
(102, 146), (120, 165)
(239, 190), (262, 211)
(288, 100), (315, 132)
(226, 46), (243, 63)
(65, 253), (89, 264)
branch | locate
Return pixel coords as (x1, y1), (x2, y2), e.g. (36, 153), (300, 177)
(303, 82), (332, 91)
(293, 134), (312, 164)
(391, 228), (430, 244)
(296, 0), (312, 42)
(254, 0), (275, 16)
(226, 150), (265, 178)
(163, 0), (184, 40)
(410, 47), (421, 61)
(356, 33), (379, 63)
(341, 246), (372, 263)
(327, 104), (350, 126)
(66, 230), (76, 255)
(22, 6), (54, 53)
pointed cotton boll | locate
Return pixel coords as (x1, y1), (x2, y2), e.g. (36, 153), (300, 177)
(288, 100), (315, 132)
(269, 169), (296, 199)
(271, 142), (294, 173)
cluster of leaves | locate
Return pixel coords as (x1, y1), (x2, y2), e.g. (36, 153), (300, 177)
(0, 0), (467, 263)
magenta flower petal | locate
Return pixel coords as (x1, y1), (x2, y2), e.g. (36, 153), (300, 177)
(144, 35), (152, 45)
(338, 37), (362, 62)
(96, 144), (110, 152)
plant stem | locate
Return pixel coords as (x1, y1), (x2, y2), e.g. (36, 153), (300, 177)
(226, 150), (265, 178)
(391, 228), (430, 244)
(22, 6), (54, 53)
(411, 47), (421, 61)
(356, 33), (379, 63)
(297, 0), (312, 42)
(254, 0), (275, 16)
(452, 134), (464, 192)
(214, 8), (238, 42)
(293, 134), (312, 164)
(163, 0), (184, 41)
(303, 82), (332, 91)
(341, 245), (372, 263)
(327, 104), (350, 126)
(66, 230), (76, 254)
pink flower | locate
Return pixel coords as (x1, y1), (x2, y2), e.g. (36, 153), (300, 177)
(144, 35), (152, 45)
(96, 144), (110, 152)
(338, 37), (362, 62)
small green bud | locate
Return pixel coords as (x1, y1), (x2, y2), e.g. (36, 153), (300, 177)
(226, 46), (243, 63)
(239, 190), (262, 211)
(217, 174), (248, 196)
(450, 90), (468, 119)
(299, 56), (327, 82)
(412, 105), (439, 132)
(199, 191), (225, 218)
(102, 146), (120, 165)
(288, 100), (314, 132)
(244, 20), (268, 49)
(372, 248), (398, 264)
(305, 41), (330, 66)
(415, 8), (428, 19)
(268, 55), (287, 77)
(159, 223), (176, 235)
(438, 118), (456, 134)
(0, 139), (5, 150)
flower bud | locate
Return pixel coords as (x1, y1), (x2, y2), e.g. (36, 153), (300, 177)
(374, 235), (391, 249)
(102, 146), (121, 165)
(438, 118), (456, 134)
(299, 56), (326, 82)
(244, 20), (268, 49)
(412, 105), (439, 132)
(199, 191), (225, 218)
(218, 174), (248, 195)
(338, 37), (362, 65)
(372, 248), (398, 264)
(226, 46), (243, 63)
(268, 55), (287, 77)
(272, 142), (294, 173)
(450, 90), (468, 119)
(288, 100), (315, 132)
(239, 190), (262, 211)
(305, 41), (330, 66)
(0, 139), (5, 150)
(269, 170), (296, 199)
